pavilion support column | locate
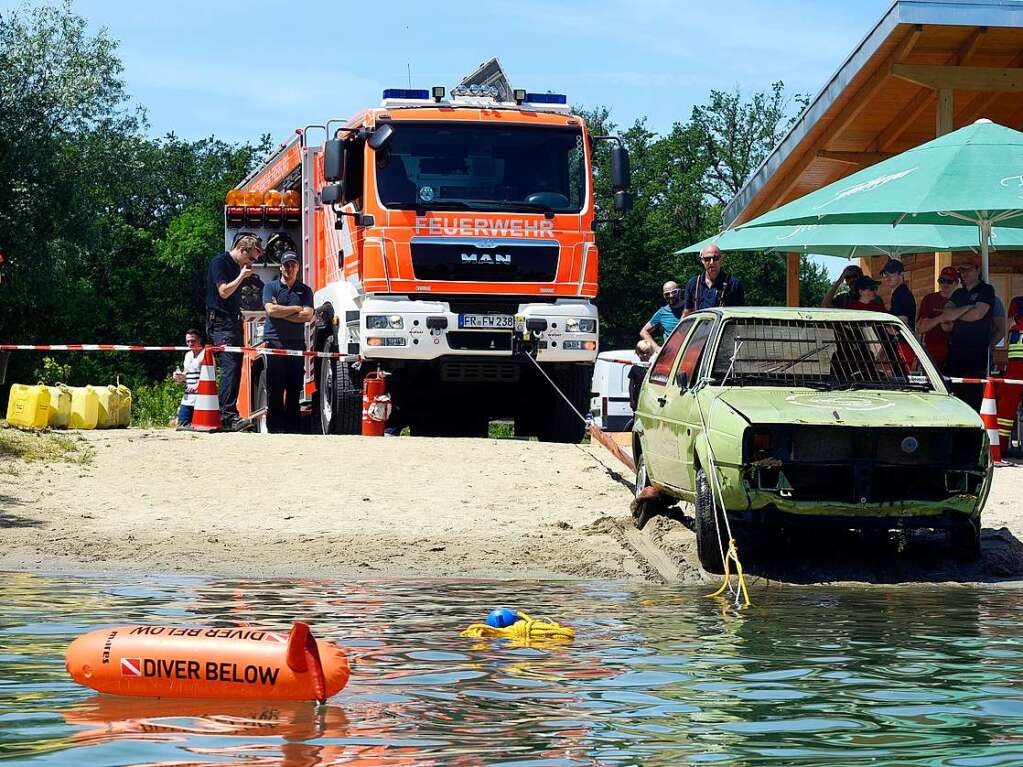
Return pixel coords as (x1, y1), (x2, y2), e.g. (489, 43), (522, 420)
(937, 88), (954, 135)
(934, 251), (952, 287)
(786, 252), (800, 307)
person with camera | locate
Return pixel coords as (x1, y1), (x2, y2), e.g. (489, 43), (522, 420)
(206, 233), (262, 430)
(262, 251), (314, 433)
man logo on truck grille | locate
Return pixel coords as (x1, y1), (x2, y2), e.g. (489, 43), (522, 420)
(461, 252), (511, 265)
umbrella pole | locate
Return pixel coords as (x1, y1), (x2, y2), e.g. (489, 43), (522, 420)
(980, 219), (991, 282)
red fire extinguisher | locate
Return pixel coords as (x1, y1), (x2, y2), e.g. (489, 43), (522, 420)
(361, 371), (391, 436)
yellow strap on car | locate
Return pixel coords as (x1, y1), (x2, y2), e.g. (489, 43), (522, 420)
(706, 538), (751, 608)
(460, 611), (575, 644)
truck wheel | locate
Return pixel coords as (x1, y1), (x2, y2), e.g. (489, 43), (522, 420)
(318, 335), (361, 435)
(255, 370), (269, 434)
(537, 364), (591, 444)
(631, 451), (667, 529)
(949, 517), (981, 561)
(695, 468), (726, 574)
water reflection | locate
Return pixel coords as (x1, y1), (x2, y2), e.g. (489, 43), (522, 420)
(2, 574), (1023, 765)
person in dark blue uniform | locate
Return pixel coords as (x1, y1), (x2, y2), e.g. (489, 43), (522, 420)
(262, 251), (314, 433)
(683, 244), (744, 316)
(206, 233), (262, 430)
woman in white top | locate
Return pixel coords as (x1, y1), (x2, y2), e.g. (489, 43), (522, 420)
(173, 329), (204, 428)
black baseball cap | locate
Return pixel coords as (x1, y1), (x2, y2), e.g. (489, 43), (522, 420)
(854, 275), (880, 291)
(280, 251), (299, 265)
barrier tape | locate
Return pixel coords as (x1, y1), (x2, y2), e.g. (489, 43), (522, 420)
(0, 344), (357, 361)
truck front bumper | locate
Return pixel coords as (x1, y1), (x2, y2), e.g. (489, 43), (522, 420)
(358, 297), (598, 363)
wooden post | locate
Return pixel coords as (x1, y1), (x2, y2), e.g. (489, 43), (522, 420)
(786, 252), (800, 307)
(934, 251), (952, 287)
(936, 88), (954, 135)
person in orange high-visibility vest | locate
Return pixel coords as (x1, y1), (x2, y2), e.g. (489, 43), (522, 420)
(997, 295), (1023, 453)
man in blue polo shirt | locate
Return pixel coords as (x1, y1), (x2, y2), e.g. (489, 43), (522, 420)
(206, 233), (262, 430)
(683, 244), (744, 316)
(639, 280), (685, 353)
(262, 251), (314, 433)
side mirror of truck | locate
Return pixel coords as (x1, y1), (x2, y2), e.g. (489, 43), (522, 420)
(321, 184), (343, 205)
(324, 140), (344, 181)
(611, 144), (631, 189)
(613, 190), (633, 212)
(367, 124), (394, 151)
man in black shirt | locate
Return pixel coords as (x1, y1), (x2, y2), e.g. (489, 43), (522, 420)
(931, 258), (995, 411)
(262, 251), (314, 433)
(881, 259), (916, 331)
(206, 233), (262, 429)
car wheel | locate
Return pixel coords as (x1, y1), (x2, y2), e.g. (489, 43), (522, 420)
(631, 451), (667, 529)
(694, 468), (726, 574)
(949, 517), (981, 561)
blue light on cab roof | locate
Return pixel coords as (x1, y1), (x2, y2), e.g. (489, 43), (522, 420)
(524, 92), (567, 105)
(383, 88), (430, 100)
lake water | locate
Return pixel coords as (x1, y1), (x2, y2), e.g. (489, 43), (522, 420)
(2, 573), (1023, 766)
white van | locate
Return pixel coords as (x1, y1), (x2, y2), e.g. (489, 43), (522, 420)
(590, 349), (639, 432)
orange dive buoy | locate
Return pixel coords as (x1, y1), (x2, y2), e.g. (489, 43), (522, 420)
(65, 621), (349, 702)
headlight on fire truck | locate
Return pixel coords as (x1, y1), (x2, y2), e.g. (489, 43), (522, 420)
(563, 340), (597, 351)
(367, 315), (404, 329)
(565, 318), (597, 333)
(366, 337), (407, 347)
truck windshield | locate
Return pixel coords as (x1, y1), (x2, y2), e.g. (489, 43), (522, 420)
(710, 318), (934, 391)
(375, 123), (586, 213)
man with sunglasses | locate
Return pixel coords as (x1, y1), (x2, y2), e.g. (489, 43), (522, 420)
(682, 245), (744, 317)
(639, 280), (685, 353)
(207, 232), (262, 430)
(172, 329), (205, 429)
(916, 266), (959, 372)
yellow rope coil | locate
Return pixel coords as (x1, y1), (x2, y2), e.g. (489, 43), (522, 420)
(706, 538), (751, 608)
(460, 611), (576, 645)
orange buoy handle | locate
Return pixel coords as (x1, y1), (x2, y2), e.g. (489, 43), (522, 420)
(65, 622), (349, 702)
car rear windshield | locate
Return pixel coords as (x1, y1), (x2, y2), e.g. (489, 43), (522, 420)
(710, 318), (933, 391)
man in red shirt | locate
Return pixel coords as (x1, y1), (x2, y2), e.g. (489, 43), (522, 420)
(915, 266), (959, 372)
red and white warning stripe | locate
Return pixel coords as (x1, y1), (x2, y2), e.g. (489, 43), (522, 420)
(0, 344), (357, 360)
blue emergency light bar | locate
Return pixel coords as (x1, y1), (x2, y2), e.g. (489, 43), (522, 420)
(524, 92), (567, 105)
(382, 88), (430, 100)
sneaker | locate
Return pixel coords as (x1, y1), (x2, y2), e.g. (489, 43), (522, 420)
(227, 418), (253, 433)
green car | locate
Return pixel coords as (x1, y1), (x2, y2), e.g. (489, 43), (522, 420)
(632, 307), (993, 572)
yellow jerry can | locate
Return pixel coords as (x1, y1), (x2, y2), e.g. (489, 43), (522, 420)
(69, 386), (100, 430)
(5, 384), (51, 429)
(46, 385), (72, 429)
(95, 386), (119, 429)
(115, 384), (132, 427)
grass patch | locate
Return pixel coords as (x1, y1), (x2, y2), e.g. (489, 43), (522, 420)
(131, 379), (181, 428)
(0, 423), (95, 467)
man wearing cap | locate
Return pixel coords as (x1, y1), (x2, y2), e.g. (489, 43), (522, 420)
(847, 275), (886, 312)
(880, 259), (916, 331)
(640, 280), (685, 353)
(928, 258), (995, 410)
(916, 266), (959, 372)
(262, 252), (314, 433)
(824, 264), (864, 308)
(207, 233), (262, 430)
(682, 244), (744, 317)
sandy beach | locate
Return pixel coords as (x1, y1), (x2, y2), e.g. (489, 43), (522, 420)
(2, 429), (1022, 584)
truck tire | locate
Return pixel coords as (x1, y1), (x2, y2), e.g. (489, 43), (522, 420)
(537, 364), (591, 444)
(318, 335), (361, 435)
(695, 468), (726, 574)
(254, 370), (269, 434)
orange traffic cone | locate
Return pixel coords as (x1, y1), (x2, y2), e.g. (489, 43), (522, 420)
(190, 347), (222, 432)
(981, 378), (1002, 465)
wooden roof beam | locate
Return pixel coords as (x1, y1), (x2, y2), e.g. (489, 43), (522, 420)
(872, 26), (986, 152)
(752, 26), (923, 218)
(892, 64), (1023, 91)
(956, 49), (1023, 124)
(816, 150), (895, 165)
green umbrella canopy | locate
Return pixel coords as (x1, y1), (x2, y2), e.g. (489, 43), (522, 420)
(679, 223), (1023, 259)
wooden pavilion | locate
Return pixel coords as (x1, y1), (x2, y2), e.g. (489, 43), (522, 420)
(723, 0), (1023, 358)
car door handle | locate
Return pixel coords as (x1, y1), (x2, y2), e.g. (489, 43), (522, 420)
(657, 396), (668, 407)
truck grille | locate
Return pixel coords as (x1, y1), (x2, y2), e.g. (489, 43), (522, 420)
(441, 362), (520, 383)
(410, 239), (559, 282)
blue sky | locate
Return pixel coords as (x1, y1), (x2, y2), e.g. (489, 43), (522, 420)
(12, 0), (895, 274)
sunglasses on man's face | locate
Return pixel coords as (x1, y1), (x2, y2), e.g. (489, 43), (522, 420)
(663, 290), (680, 299)
(938, 278), (956, 285)
(701, 255), (721, 263)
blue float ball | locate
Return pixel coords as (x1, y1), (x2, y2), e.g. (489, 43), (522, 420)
(486, 607), (519, 628)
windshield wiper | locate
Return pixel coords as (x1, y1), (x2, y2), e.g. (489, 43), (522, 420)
(730, 375), (833, 391)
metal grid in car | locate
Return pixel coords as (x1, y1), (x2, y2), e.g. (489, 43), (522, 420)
(712, 318), (923, 389)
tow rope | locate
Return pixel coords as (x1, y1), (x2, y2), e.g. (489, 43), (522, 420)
(460, 611), (575, 645)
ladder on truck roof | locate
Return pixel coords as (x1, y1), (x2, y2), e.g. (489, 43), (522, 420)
(233, 133), (304, 195)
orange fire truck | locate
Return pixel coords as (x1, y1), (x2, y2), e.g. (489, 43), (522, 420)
(225, 75), (630, 440)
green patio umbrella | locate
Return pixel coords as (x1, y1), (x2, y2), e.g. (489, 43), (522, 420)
(736, 119), (1023, 279)
(679, 222), (1023, 259)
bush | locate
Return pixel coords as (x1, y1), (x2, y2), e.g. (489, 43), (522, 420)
(131, 378), (182, 428)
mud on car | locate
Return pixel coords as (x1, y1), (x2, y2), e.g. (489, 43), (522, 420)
(632, 307), (993, 573)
